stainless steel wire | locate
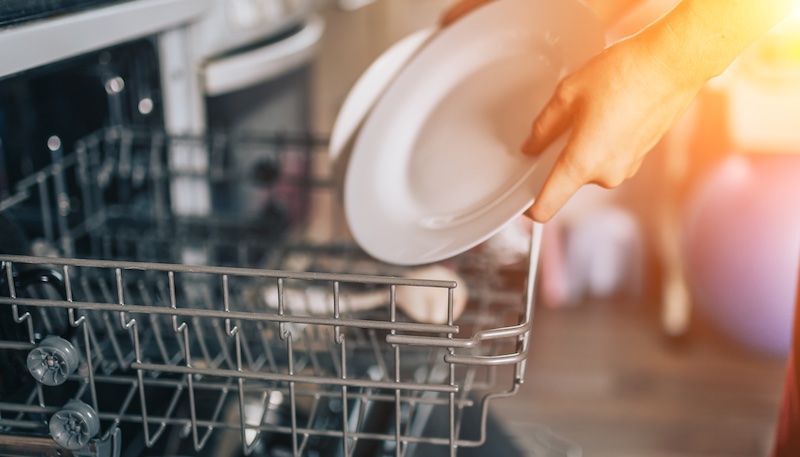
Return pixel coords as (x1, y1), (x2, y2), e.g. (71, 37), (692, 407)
(0, 127), (539, 457)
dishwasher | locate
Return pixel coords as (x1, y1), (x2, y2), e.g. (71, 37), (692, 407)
(0, 125), (543, 457)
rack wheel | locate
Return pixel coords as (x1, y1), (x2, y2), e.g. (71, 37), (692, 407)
(49, 400), (101, 451)
(27, 336), (79, 386)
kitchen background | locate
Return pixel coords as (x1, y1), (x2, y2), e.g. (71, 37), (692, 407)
(316, 0), (794, 455)
(0, 0), (797, 455)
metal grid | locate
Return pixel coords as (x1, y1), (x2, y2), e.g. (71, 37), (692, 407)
(0, 127), (541, 457)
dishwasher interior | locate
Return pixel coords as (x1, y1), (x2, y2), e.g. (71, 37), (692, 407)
(0, 126), (539, 457)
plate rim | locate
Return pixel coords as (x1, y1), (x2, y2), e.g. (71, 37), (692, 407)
(344, 0), (606, 265)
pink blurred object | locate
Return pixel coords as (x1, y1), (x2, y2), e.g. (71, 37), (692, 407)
(481, 186), (644, 308)
(684, 154), (800, 356)
(547, 205), (643, 307)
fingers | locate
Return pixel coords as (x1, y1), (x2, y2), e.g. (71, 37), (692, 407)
(529, 151), (586, 223)
(439, 0), (495, 27)
(521, 87), (572, 158)
(522, 82), (580, 222)
(531, 135), (638, 222)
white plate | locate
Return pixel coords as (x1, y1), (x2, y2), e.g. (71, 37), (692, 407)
(345, 0), (605, 265)
(329, 27), (436, 170)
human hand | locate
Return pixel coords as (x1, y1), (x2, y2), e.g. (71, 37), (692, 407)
(439, 0), (697, 224)
(523, 33), (705, 223)
(439, 0), (495, 27)
(441, 0), (640, 29)
(439, 0), (778, 224)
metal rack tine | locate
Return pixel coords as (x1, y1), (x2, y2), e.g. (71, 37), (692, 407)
(0, 128), (540, 456)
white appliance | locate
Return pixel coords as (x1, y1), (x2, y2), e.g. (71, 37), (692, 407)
(0, 0), (210, 79)
(0, 0), (324, 253)
(156, 0), (324, 219)
(190, 0), (318, 60)
(159, 0), (324, 135)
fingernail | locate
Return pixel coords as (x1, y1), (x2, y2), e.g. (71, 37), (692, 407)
(530, 202), (552, 223)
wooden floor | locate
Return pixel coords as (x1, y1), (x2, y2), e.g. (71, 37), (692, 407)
(490, 300), (786, 457)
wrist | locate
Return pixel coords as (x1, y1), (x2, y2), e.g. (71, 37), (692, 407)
(634, 0), (800, 86)
(635, 6), (731, 87)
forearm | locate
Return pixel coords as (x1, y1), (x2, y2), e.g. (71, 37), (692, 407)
(639, 0), (800, 85)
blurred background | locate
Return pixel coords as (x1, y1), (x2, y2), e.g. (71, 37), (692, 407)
(313, 0), (800, 455)
(0, 0), (798, 455)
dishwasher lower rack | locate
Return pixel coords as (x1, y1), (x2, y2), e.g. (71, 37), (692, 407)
(0, 128), (542, 457)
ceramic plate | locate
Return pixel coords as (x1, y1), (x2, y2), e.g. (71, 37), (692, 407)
(345, 0), (605, 265)
(329, 28), (436, 192)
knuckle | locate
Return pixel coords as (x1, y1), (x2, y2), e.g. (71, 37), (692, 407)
(596, 173), (625, 189)
(554, 77), (577, 104)
(627, 163), (642, 179)
(561, 155), (592, 182)
(531, 119), (548, 138)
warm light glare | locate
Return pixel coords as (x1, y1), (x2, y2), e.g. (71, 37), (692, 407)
(761, 5), (800, 67)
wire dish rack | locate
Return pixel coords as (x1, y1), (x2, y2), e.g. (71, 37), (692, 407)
(0, 127), (542, 457)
